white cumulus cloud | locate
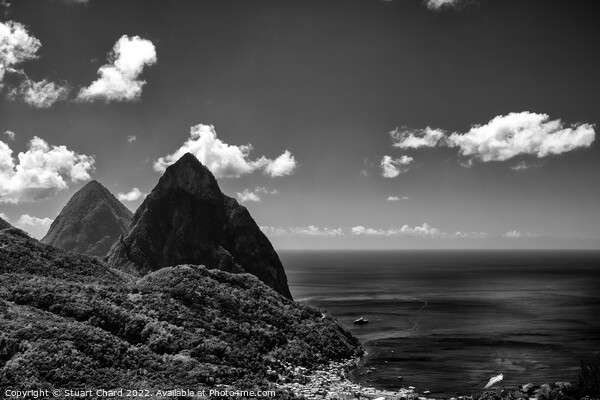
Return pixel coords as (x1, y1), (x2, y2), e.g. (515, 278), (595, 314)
(3, 130), (15, 140)
(0, 137), (95, 203)
(15, 213), (53, 239)
(261, 225), (344, 237)
(117, 187), (145, 202)
(0, 21), (68, 106)
(127, 135), (137, 143)
(448, 112), (595, 162)
(380, 155), (413, 178)
(154, 124), (298, 178)
(391, 127), (446, 149)
(0, 21), (40, 86)
(263, 151), (297, 177)
(77, 35), (157, 102)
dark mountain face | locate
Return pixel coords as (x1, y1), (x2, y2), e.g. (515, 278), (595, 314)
(107, 153), (293, 299)
(0, 217), (12, 230)
(41, 180), (133, 257)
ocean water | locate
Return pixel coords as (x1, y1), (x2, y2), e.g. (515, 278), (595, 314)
(280, 250), (600, 398)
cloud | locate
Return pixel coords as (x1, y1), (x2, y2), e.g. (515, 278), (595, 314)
(0, 21), (68, 106)
(3, 130), (15, 141)
(0, 136), (95, 203)
(154, 124), (298, 178)
(424, 0), (466, 10)
(454, 231), (487, 238)
(261, 225), (344, 237)
(237, 189), (260, 203)
(127, 135), (137, 143)
(8, 78), (69, 108)
(63, 0), (89, 4)
(351, 223), (445, 238)
(351, 223), (486, 239)
(0, 21), (41, 86)
(391, 127), (446, 149)
(236, 187), (278, 203)
(386, 195), (409, 201)
(1, 1), (10, 17)
(447, 112), (595, 162)
(77, 35), (157, 102)
(503, 230), (538, 238)
(390, 112), (595, 168)
(262, 151), (297, 177)
(380, 155), (413, 178)
(14, 214), (53, 239)
(117, 187), (145, 202)
(503, 230), (521, 238)
(509, 161), (542, 171)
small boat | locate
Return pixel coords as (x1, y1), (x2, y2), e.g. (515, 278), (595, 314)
(354, 316), (369, 325)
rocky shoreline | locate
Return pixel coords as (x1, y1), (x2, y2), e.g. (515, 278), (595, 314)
(274, 358), (592, 400)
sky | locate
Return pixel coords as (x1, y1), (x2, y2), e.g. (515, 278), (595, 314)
(1, 0), (599, 250)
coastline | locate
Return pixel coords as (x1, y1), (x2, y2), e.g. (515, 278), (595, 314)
(276, 357), (439, 400)
(274, 357), (584, 400)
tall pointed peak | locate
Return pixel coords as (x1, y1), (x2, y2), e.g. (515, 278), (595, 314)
(41, 180), (133, 257)
(154, 153), (222, 200)
(108, 152), (293, 299)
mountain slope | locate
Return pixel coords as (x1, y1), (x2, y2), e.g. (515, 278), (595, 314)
(41, 180), (133, 257)
(107, 153), (292, 299)
(0, 217), (12, 230)
(0, 228), (360, 393)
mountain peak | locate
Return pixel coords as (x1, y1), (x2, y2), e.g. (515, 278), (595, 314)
(153, 153), (222, 201)
(108, 153), (292, 299)
(41, 180), (133, 257)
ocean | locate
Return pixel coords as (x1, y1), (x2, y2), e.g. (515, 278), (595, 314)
(280, 250), (600, 398)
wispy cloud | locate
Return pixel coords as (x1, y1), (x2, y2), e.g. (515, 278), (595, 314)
(391, 127), (446, 149)
(503, 230), (538, 238)
(77, 35), (157, 102)
(127, 135), (137, 143)
(261, 225), (344, 237)
(236, 187), (279, 203)
(424, 0), (469, 11)
(0, 137), (94, 203)
(386, 195), (409, 201)
(154, 124), (297, 178)
(117, 187), (145, 202)
(351, 224), (487, 239)
(8, 78), (69, 108)
(351, 223), (445, 238)
(3, 131), (15, 141)
(1, 1), (11, 19)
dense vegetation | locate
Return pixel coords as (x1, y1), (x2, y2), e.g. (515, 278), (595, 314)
(0, 229), (360, 397)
